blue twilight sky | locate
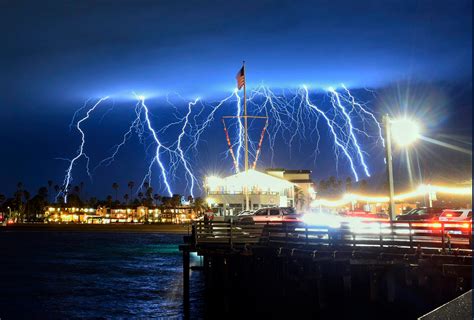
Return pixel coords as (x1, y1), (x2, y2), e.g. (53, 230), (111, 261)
(0, 0), (472, 199)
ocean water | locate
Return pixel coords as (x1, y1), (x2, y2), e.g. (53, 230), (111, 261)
(0, 231), (204, 319)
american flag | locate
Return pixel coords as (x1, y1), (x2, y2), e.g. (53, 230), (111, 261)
(236, 66), (245, 90)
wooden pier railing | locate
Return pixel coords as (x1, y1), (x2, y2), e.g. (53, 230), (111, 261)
(192, 220), (472, 252)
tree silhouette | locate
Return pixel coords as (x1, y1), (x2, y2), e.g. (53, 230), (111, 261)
(123, 193), (129, 205)
(47, 180), (53, 202)
(345, 177), (352, 192)
(193, 197), (206, 216)
(127, 181), (134, 204)
(80, 181), (84, 198)
(106, 195), (113, 207)
(153, 194), (161, 206)
(112, 183), (119, 201)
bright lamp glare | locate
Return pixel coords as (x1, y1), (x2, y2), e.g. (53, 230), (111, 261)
(391, 118), (420, 146)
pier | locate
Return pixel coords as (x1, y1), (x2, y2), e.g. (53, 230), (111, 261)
(181, 220), (472, 319)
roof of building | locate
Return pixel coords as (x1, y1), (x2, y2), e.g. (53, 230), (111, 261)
(288, 179), (313, 184)
(206, 169), (295, 191)
(283, 169), (312, 174)
(264, 168), (312, 174)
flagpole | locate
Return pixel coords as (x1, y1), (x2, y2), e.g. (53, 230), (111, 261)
(243, 61), (250, 211)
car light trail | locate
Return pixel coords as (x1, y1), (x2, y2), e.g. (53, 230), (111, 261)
(310, 183), (473, 208)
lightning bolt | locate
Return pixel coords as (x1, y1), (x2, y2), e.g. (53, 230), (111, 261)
(60, 96), (110, 202)
(93, 100), (144, 171)
(176, 98), (200, 198)
(328, 87), (370, 177)
(341, 84), (385, 147)
(61, 83), (384, 198)
(139, 95), (174, 197)
(68, 98), (91, 131)
(302, 86), (360, 181)
(234, 89), (244, 171)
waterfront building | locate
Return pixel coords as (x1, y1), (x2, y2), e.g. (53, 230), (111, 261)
(43, 205), (198, 224)
(204, 168), (315, 216)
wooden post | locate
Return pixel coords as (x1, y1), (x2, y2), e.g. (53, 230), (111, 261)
(441, 223), (445, 252)
(182, 247), (190, 318)
(387, 270), (396, 303)
(305, 226), (308, 246)
(229, 218), (233, 249)
(408, 222), (413, 249)
(369, 271), (379, 302)
(379, 222), (383, 248)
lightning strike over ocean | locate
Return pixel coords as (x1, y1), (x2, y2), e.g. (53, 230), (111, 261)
(59, 96), (110, 202)
(59, 83), (386, 197)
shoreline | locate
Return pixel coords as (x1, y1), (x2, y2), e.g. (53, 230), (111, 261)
(0, 223), (191, 234)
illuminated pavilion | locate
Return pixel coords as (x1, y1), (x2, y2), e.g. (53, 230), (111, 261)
(204, 168), (314, 216)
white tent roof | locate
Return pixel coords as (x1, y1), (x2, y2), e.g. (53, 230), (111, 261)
(206, 169), (294, 192)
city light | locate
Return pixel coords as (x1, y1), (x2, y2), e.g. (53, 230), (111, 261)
(204, 170), (294, 194)
(310, 183), (472, 208)
(390, 118), (421, 146)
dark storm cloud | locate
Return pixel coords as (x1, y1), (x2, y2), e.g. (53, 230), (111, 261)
(0, 0), (471, 197)
(1, 0), (471, 99)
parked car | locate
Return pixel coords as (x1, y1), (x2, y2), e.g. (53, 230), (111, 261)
(395, 207), (446, 221)
(236, 210), (254, 217)
(340, 210), (390, 221)
(438, 209), (472, 222)
(237, 207), (301, 224)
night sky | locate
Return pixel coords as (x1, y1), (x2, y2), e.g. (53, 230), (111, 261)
(0, 0), (472, 199)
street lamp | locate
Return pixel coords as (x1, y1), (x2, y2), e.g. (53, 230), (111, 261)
(383, 115), (421, 220)
(390, 118), (421, 146)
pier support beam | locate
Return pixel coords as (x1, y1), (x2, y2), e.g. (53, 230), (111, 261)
(182, 247), (190, 319)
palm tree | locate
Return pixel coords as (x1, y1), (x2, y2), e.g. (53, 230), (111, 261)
(47, 180), (53, 203)
(171, 195), (181, 221)
(22, 190), (30, 222)
(106, 195), (113, 207)
(145, 187), (153, 206)
(127, 181), (134, 204)
(153, 194), (161, 206)
(142, 182), (149, 199)
(123, 193), (129, 205)
(193, 197), (206, 216)
(345, 177), (352, 192)
(112, 183), (119, 201)
(80, 181), (85, 198)
(54, 185), (60, 203)
(137, 192), (144, 205)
